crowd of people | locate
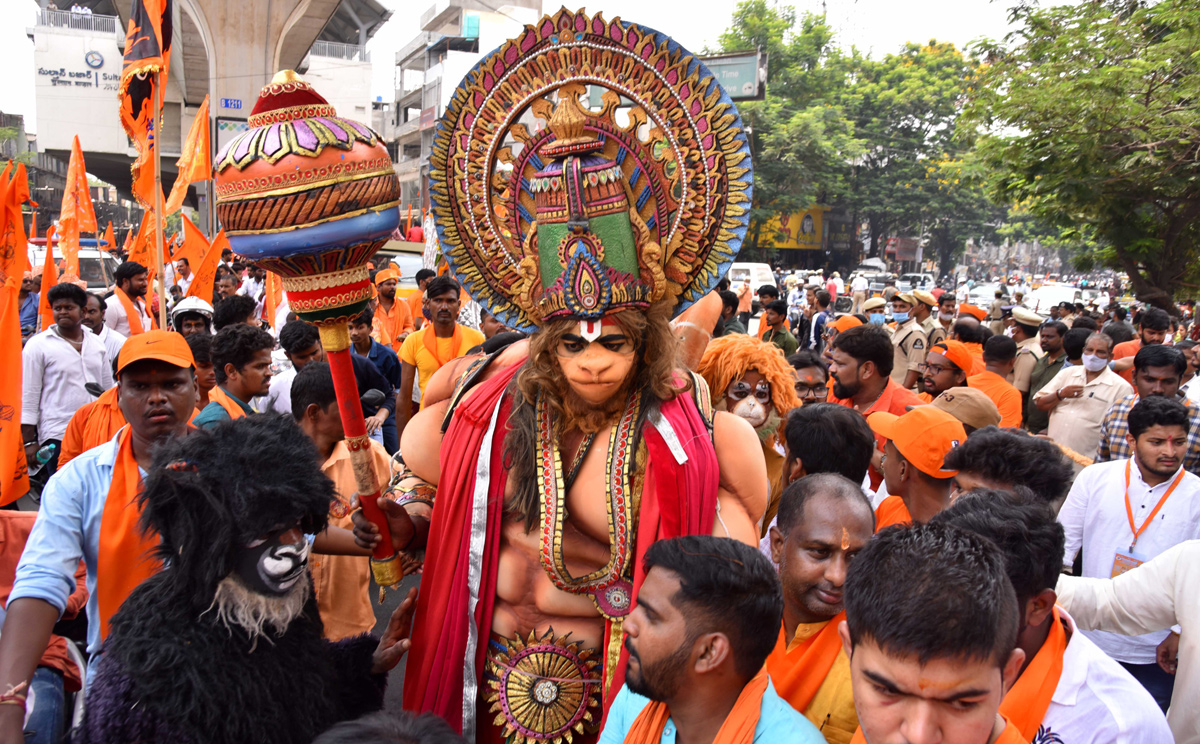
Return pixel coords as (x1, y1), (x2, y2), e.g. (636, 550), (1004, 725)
(3, 15), (1198, 743)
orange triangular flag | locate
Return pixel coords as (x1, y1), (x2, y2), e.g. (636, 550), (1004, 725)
(164, 96), (210, 215)
(177, 215), (207, 279)
(0, 163), (33, 283)
(127, 210), (158, 284)
(59, 136), (98, 277)
(264, 271), (282, 328)
(187, 228), (226, 301)
(0, 270), (29, 505)
(102, 221), (115, 253)
(38, 227), (57, 331)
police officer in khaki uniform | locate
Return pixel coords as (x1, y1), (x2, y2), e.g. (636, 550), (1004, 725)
(912, 289), (944, 346)
(1008, 306), (1045, 395)
(889, 292), (927, 390)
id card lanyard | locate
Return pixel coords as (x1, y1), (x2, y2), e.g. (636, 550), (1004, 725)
(1124, 459), (1184, 552)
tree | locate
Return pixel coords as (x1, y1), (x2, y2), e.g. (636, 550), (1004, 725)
(718, 2), (860, 261)
(968, 0), (1200, 310)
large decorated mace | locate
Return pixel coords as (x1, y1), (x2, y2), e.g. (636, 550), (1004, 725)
(212, 70), (404, 587)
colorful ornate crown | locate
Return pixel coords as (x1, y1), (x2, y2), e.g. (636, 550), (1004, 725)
(211, 71), (400, 327)
(429, 8), (753, 334)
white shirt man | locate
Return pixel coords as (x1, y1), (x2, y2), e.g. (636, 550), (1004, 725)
(1057, 540), (1200, 743)
(22, 325), (114, 444)
(87, 323), (126, 364)
(103, 292), (153, 337)
(1035, 363), (1132, 458)
(850, 274), (868, 294)
(1058, 456), (1200, 667)
(239, 273), (265, 318)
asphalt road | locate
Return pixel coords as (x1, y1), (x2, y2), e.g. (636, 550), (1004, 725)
(371, 572), (423, 712)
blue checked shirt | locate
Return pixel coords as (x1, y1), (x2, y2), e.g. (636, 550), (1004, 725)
(1096, 392), (1200, 474)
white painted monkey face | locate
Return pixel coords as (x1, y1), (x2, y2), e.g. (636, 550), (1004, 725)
(234, 524), (309, 596)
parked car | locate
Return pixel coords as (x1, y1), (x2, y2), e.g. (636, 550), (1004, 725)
(1026, 284), (1083, 315)
(728, 262), (778, 293)
(28, 243), (120, 295)
(899, 273), (936, 290)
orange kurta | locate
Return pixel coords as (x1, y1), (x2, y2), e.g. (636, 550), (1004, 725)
(374, 297), (415, 352)
(308, 439), (394, 640)
(767, 615), (858, 744)
(1112, 338), (1141, 385)
(967, 370), (1022, 428)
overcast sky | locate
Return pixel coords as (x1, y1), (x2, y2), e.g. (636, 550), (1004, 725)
(1, 0), (1018, 135)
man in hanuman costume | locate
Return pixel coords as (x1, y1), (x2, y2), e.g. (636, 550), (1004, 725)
(354, 9), (762, 744)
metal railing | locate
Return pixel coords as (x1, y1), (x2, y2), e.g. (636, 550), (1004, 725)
(36, 9), (120, 34)
(309, 40), (370, 62)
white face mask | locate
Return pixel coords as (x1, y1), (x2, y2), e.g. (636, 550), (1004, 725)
(1081, 353), (1108, 372)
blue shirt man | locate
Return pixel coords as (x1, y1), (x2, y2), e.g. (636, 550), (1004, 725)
(350, 312), (400, 453)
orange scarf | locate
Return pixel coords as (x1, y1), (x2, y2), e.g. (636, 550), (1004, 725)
(207, 386), (247, 420)
(96, 427), (159, 640)
(999, 607), (1067, 741)
(874, 496), (911, 532)
(82, 388), (125, 452)
(622, 669), (769, 744)
(115, 287), (156, 335)
(422, 323), (463, 368)
(765, 613), (846, 714)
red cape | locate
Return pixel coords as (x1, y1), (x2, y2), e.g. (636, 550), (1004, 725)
(402, 363), (718, 735)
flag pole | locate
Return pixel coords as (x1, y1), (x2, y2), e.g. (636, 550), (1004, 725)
(152, 69), (167, 329)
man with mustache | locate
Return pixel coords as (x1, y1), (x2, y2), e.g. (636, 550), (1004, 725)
(396, 275), (483, 434)
(765, 474), (875, 744)
(1057, 395), (1200, 711)
(598, 536), (824, 744)
(0, 331), (198, 742)
(104, 261), (154, 336)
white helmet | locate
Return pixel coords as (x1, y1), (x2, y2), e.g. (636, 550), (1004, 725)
(171, 296), (214, 322)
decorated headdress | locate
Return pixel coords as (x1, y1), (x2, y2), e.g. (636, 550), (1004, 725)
(431, 8), (753, 340)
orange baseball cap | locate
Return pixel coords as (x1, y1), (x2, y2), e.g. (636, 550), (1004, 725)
(958, 303), (987, 321)
(929, 340), (972, 374)
(374, 267), (400, 285)
(829, 315), (863, 333)
(868, 406), (965, 478)
(116, 330), (196, 376)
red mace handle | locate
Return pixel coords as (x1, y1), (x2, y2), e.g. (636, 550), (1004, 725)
(320, 330), (403, 587)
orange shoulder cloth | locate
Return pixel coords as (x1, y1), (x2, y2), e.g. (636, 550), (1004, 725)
(622, 669), (769, 744)
(999, 606), (1067, 741)
(96, 427), (160, 640)
(765, 612), (845, 714)
(208, 386), (247, 420)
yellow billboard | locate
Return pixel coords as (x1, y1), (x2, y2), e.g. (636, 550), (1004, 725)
(764, 206), (826, 250)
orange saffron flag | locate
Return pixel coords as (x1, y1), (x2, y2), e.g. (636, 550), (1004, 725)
(264, 270), (282, 329)
(187, 228), (226, 300)
(38, 227), (57, 331)
(127, 210), (159, 287)
(59, 136), (99, 277)
(102, 221), (116, 253)
(164, 96), (210, 215)
(0, 162), (33, 505)
(119, 0), (172, 208)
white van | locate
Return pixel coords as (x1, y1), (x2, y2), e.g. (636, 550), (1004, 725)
(727, 262), (777, 292)
(1026, 284), (1083, 315)
(28, 245), (120, 294)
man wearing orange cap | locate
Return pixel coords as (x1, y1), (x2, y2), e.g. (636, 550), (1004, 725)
(958, 302), (988, 323)
(824, 314), (862, 349)
(868, 405), (966, 529)
(888, 293), (927, 391)
(918, 340), (972, 402)
(372, 266), (415, 352)
(0, 330), (198, 729)
(968, 336), (1023, 427)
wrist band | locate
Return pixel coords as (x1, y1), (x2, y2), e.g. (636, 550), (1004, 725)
(0, 681), (28, 713)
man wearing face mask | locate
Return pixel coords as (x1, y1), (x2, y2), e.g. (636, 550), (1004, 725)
(888, 293), (927, 391)
(861, 297), (887, 328)
(1034, 332), (1132, 459)
(699, 334), (803, 525)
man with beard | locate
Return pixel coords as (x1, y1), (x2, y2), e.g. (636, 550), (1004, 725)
(396, 275), (484, 432)
(841, 523), (1027, 744)
(698, 334), (802, 525)
(1026, 320), (1068, 433)
(1096, 344), (1200, 475)
(1057, 396), (1200, 710)
(349, 35), (766, 740)
(372, 267), (415, 351)
(74, 415), (417, 744)
(82, 293), (127, 362)
(598, 536), (823, 744)
(934, 491), (1171, 744)
(0, 331), (198, 743)
(104, 261), (154, 335)
(1112, 307), (1171, 385)
(193, 324), (274, 428)
(917, 339), (971, 402)
(827, 326), (924, 487)
(765, 474), (875, 744)
(216, 272), (240, 303)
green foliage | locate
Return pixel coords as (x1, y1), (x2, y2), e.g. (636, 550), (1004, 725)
(968, 0), (1200, 308)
